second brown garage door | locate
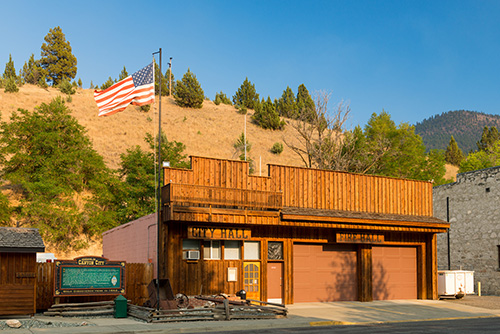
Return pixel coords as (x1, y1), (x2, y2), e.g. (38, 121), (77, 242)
(293, 243), (357, 303)
(372, 246), (417, 300)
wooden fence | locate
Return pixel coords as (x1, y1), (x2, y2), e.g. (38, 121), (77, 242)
(36, 262), (153, 311)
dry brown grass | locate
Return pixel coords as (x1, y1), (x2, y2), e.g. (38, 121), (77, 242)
(0, 85), (304, 172)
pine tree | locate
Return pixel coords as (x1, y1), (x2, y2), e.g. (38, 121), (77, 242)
(100, 77), (115, 90)
(233, 132), (254, 173)
(233, 77), (259, 109)
(4, 77), (18, 93)
(21, 54), (44, 85)
(3, 54), (16, 80)
(40, 26), (77, 86)
(277, 86), (298, 118)
(477, 126), (500, 151)
(445, 135), (465, 166)
(174, 69), (204, 108)
(214, 91), (232, 105)
(296, 84), (315, 121)
(118, 66), (129, 81)
(154, 62), (167, 96)
(252, 97), (285, 130)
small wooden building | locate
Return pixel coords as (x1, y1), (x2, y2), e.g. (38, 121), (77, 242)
(0, 227), (45, 315)
(159, 156), (449, 304)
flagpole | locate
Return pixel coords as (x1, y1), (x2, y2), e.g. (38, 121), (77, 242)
(153, 48), (162, 311)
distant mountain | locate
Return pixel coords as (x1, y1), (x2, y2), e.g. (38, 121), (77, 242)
(415, 110), (500, 153)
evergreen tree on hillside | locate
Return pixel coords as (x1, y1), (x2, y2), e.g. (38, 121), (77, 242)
(252, 97), (285, 130)
(154, 62), (166, 96)
(277, 86), (298, 118)
(233, 77), (259, 109)
(477, 126), (500, 151)
(0, 97), (120, 250)
(40, 26), (77, 86)
(445, 136), (465, 166)
(214, 91), (232, 105)
(296, 84), (315, 121)
(21, 54), (44, 85)
(118, 66), (129, 81)
(4, 77), (18, 93)
(3, 54), (17, 80)
(100, 77), (115, 90)
(174, 69), (204, 108)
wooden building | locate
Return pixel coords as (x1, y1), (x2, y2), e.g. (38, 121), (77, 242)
(0, 227), (45, 315)
(159, 156), (449, 304)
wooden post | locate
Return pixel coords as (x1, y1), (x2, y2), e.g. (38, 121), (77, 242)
(223, 298), (230, 320)
(357, 245), (373, 302)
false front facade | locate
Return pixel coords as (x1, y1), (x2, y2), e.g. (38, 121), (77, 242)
(158, 156), (448, 304)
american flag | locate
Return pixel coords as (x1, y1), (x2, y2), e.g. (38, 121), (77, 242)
(94, 63), (155, 116)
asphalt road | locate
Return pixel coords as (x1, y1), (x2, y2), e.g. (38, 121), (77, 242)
(232, 317), (500, 334)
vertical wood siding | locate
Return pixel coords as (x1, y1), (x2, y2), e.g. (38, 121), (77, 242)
(269, 165), (433, 216)
(0, 252), (37, 315)
(162, 157), (433, 217)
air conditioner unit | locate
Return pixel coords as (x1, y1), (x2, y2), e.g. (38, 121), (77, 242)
(186, 250), (200, 260)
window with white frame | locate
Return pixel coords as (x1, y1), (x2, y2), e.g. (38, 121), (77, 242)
(203, 240), (221, 259)
(224, 240), (241, 260)
(244, 241), (260, 260)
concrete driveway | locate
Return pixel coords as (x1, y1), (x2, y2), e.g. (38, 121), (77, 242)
(287, 299), (500, 326)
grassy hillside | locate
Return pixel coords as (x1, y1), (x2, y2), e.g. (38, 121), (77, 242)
(0, 85), (305, 172)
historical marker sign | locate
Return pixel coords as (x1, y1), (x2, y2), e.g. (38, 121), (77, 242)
(54, 256), (126, 296)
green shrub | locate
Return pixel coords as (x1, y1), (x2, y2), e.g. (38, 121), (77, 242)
(271, 142), (284, 155)
(236, 105), (247, 115)
(4, 77), (18, 93)
(140, 105), (151, 112)
(58, 79), (75, 95)
(252, 97), (285, 130)
(215, 91), (232, 106)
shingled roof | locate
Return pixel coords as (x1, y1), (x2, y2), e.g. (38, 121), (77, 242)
(0, 227), (45, 253)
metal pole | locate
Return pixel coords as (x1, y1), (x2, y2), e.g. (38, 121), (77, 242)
(447, 197), (451, 270)
(244, 114), (247, 161)
(169, 57), (172, 96)
(153, 48), (162, 310)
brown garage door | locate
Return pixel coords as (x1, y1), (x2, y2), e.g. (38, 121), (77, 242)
(293, 243), (357, 302)
(372, 246), (417, 300)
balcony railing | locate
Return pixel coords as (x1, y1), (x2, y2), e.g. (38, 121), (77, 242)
(162, 183), (282, 210)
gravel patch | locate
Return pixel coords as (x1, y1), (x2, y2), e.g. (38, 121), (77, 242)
(0, 318), (96, 330)
(442, 295), (500, 310)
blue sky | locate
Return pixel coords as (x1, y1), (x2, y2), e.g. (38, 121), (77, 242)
(2, 0), (500, 127)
